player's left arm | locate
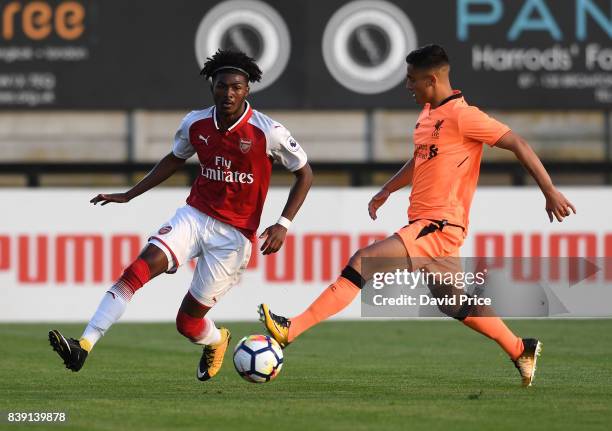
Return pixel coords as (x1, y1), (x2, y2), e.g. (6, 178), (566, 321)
(260, 163), (313, 255)
(495, 132), (576, 223)
(260, 127), (313, 255)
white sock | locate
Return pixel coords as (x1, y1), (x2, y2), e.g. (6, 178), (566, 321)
(80, 282), (133, 350)
(192, 317), (222, 346)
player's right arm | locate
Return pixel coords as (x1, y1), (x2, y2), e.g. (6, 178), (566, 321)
(457, 105), (576, 223)
(368, 158), (414, 220)
(91, 112), (196, 206)
(495, 132), (576, 223)
(90, 152), (187, 205)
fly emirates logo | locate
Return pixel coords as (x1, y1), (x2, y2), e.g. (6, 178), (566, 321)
(200, 156), (254, 184)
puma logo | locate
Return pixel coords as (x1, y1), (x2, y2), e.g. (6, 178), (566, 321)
(198, 135), (210, 145)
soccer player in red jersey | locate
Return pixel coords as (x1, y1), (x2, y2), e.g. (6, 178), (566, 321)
(260, 45), (576, 386)
(49, 50), (313, 381)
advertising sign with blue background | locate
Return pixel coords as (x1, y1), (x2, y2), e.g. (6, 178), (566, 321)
(0, 0), (609, 109)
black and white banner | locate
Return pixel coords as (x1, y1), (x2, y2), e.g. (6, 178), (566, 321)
(0, 0), (610, 109)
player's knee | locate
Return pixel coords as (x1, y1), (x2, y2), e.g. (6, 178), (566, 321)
(175, 311), (203, 341)
(428, 283), (472, 320)
(340, 265), (365, 289)
(436, 303), (469, 320)
(138, 245), (170, 277)
(348, 248), (368, 272)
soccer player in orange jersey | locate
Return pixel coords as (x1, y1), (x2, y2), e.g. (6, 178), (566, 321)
(259, 44), (576, 387)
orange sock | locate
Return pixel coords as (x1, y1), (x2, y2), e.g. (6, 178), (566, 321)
(462, 316), (524, 360)
(288, 276), (360, 342)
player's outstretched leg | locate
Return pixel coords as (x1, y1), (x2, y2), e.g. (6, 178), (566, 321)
(48, 329), (88, 372)
(260, 235), (408, 347)
(48, 245), (167, 372)
(259, 269), (362, 347)
(459, 312), (542, 386)
(176, 292), (231, 381)
(426, 273), (541, 387)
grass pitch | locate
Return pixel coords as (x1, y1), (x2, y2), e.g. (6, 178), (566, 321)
(1, 320), (611, 431)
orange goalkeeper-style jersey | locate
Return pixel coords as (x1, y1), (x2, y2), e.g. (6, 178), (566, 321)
(408, 90), (510, 231)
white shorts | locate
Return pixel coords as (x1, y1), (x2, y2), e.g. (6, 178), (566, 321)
(148, 205), (252, 307)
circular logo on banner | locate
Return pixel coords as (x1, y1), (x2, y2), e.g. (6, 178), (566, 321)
(322, 0), (418, 94)
(194, 0), (291, 93)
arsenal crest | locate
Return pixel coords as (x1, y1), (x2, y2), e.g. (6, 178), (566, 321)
(239, 138), (252, 154)
(158, 226), (172, 235)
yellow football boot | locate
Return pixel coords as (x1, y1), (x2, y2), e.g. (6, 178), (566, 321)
(513, 338), (543, 387)
(197, 327), (231, 381)
(258, 304), (290, 348)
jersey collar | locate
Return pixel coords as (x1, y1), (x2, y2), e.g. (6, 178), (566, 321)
(436, 90), (463, 108)
(424, 90), (463, 114)
(213, 101), (253, 133)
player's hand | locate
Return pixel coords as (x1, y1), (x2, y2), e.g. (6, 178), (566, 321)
(90, 192), (131, 206)
(544, 188), (576, 223)
(259, 224), (287, 255)
(368, 188), (391, 220)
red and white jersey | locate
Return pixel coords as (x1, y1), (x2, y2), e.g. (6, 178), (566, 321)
(173, 101), (307, 241)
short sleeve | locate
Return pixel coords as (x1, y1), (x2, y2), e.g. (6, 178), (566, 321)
(458, 106), (511, 147)
(172, 112), (196, 159)
(267, 124), (308, 172)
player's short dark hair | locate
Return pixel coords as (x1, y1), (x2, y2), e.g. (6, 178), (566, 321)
(406, 44), (449, 70)
(200, 49), (262, 83)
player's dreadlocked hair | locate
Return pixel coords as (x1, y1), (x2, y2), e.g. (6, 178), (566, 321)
(200, 49), (262, 83)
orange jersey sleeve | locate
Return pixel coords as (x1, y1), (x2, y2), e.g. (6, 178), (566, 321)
(457, 106), (510, 147)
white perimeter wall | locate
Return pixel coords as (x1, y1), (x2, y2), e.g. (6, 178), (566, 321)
(0, 187), (610, 322)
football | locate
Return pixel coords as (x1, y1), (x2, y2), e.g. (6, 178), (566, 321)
(233, 335), (284, 383)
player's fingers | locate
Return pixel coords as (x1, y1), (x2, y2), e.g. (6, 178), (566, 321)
(98, 194), (113, 204)
(567, 201), (577, 214)
(272, 236), (284, 252)
(547, 208), (553, 223)
(368, 202), (378, 220)
(263, 243), (277, 255)
(101, 200), (111, 206)
(269, 237), (283, 253)
(260, 237), (272, 252)
(272, 241), (284, 253)
(553, 207), (563, 222)
(259, 228), (269, 239)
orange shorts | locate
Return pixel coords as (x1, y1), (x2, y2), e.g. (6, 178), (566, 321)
(396, 220), (465, 271)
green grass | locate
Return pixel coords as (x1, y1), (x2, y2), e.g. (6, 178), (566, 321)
(1, 320), (611, 431)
